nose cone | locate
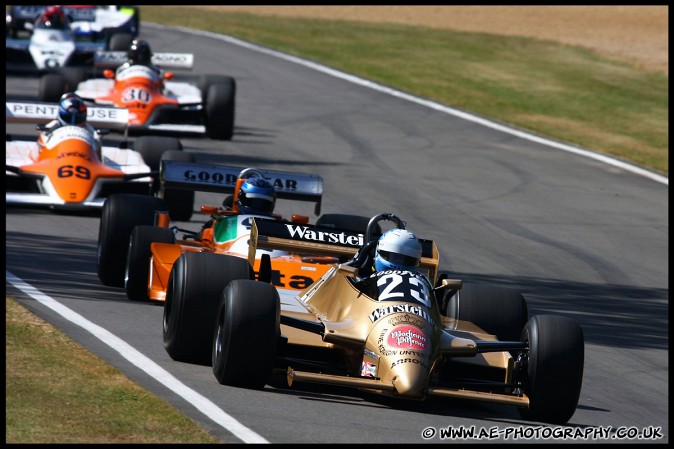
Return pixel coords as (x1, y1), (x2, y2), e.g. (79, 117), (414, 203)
(390, 359), (429, 398)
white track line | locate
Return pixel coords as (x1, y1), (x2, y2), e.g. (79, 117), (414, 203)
(6, 270), (270, 444)
(147, 23), (667, 186)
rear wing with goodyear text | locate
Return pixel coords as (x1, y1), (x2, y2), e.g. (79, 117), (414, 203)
(161, 160), (324, 215)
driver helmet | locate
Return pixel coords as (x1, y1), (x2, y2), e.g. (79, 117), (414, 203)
(57, 93), (88, 127)
(39, 5), (68, 29)
(374, 228), (422, 272)
(236, 177), (276, 215)
(128, 39), (153, 66)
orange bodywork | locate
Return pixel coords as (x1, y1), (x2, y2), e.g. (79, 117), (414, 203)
(97, 68), (177, 126)
(26, 129), (124, 203)
(147, 236), (336, 303)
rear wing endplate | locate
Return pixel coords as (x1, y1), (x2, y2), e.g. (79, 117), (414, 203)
(6, 101), (129, 131)
(94, 51), (194, 70)
(161, 160), (324, 214)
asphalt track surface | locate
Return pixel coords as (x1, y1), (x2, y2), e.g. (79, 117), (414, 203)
(6, 23), (668, 444)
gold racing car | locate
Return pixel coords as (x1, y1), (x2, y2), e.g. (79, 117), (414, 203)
(162, 213), (585, 424)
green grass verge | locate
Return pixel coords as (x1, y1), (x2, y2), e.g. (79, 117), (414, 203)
(6, 296), (221, 444)
(140, 7), (667, 175)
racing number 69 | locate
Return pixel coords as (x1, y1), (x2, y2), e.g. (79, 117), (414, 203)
(58, 165), (91, 180)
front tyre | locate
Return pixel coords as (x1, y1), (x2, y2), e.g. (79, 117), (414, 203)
(163, 253), (253, 365)
(212, 280), (280, 388)
(98, 194), (168, 287)
(519, 315), (584, 424)
(125, 225), (175, 301)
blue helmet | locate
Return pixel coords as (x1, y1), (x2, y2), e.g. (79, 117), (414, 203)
(237, 177), (276, 215)
(57, 93), (87, 127)
(374, 228), (422, 272)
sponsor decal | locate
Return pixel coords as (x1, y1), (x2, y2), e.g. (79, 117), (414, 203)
(387, 326), (428, 350)
(378, 329), (388, 345)
(387, 313), (426, 330)
(378, 344), (396, 357)
(285, 224), (364, 247)
(390, 358), (428, 369)
(9, 103), (58, 117)
(9, 103), (125, 123)
(179, 169), (301, 192)
(46, 127), (95, 150)
(399, 350), (425, 357)
(117, 65), (158, 82)
(360, 361), (377, 378)
(153, 53), (192, 65)
(56, 152), (92, 162)
(369, 303), (432, 324)
(270, 270), (315, 290)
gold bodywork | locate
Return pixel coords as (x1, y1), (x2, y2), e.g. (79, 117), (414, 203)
(249, 219), (528, 408)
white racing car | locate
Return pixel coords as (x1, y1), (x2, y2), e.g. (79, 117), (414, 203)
(6, 5), (139, 41)
(5, 5), (134, 75)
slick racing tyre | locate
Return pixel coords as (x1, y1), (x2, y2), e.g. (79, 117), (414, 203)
(163, 253), (253, 365)
(445, 283), (528, 342)
(212, 280), (280, 389)
(201, 75), (236, 140)
(158, 150), (195, 221)
(97, 194), (168, 287)
(518, 315), (584, 424)
(107, 32), (134, 51)
(38, 74), (67, 102)
(134, 136), (182, 173)
(125, 225), (175, 301)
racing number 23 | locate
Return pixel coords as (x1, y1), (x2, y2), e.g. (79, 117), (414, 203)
(58, 165), (91, 180)
(377, 273), (431, 307)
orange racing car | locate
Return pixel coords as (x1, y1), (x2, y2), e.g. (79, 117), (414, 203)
(39, 46), (236, 140)
(97, 162), (376, 302)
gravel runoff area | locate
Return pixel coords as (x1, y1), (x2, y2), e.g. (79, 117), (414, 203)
(191, 5), (668, 75)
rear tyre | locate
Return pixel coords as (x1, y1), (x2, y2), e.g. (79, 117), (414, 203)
(212, 280), (280, 388)
(134, 136), (182, 172)
(518, 315), (584, 424)
(445, 284), (528, 342)
(38, 74), (66, 102)
(159, 150), (195, 221)
(107, 32), (134, 51)
(125, 226), (175, 301)
(57, 67), (86, 92)
(97, 194), (168, 287)
(203, 77), (236, 140)
(163, 253), (253, 365)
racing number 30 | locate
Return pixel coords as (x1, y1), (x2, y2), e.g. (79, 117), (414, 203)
(377, 273), (431, 307)
(122, 88), (151, 103)
(58, 165), (91, 180)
